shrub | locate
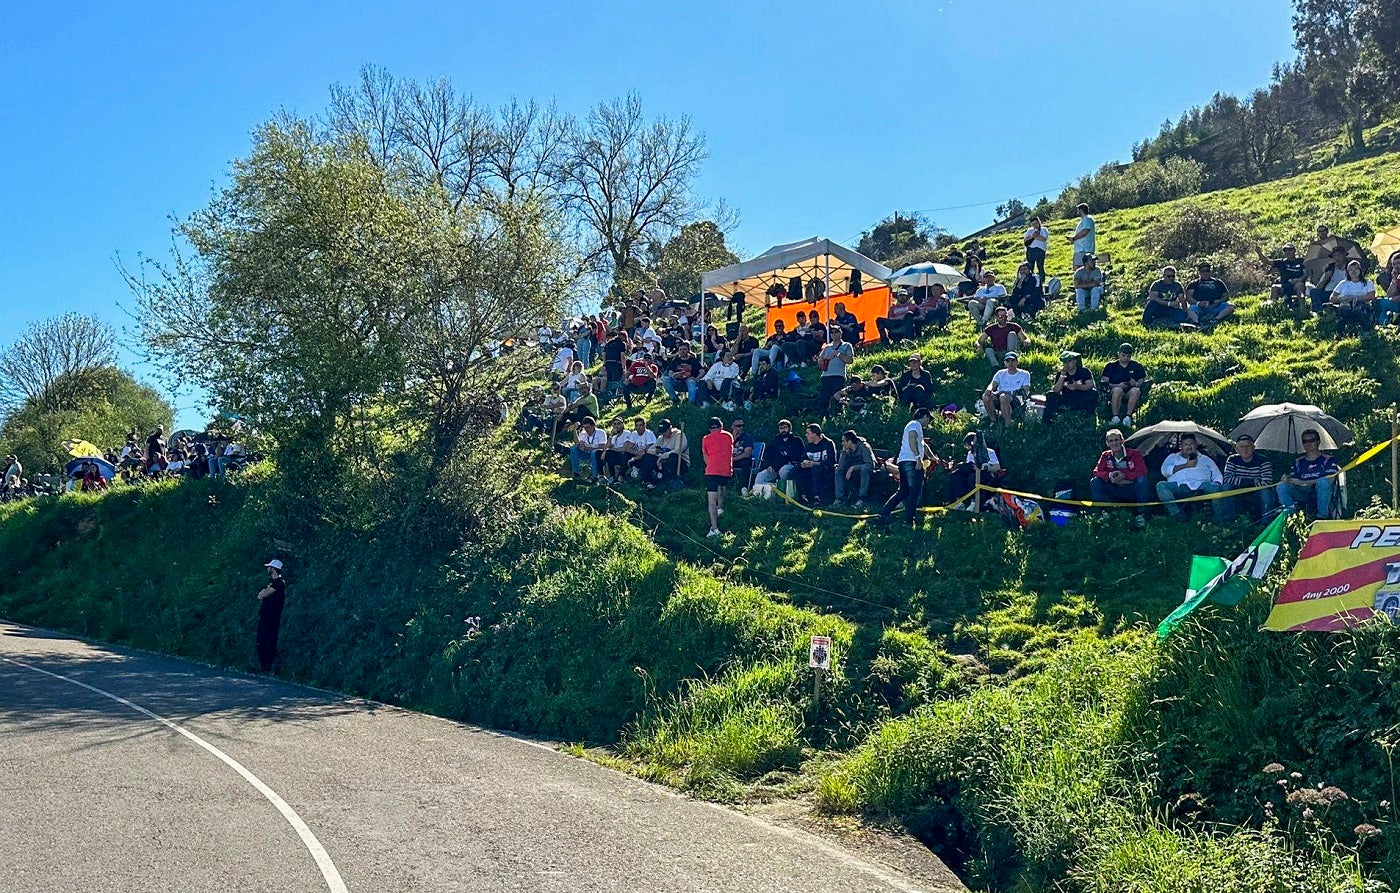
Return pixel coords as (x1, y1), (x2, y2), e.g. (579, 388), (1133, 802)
(1053, 156), (1206, 216)
(1142, 204), (1258, 263)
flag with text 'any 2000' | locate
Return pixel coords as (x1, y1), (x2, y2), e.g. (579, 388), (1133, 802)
(1264, 519), (1400, 631)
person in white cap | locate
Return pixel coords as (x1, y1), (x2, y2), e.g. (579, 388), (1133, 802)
(255, 559), (287, 673)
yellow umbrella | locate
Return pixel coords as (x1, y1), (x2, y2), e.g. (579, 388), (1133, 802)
(64, 439), (104, 458)
(1370, 226), (1400, 267)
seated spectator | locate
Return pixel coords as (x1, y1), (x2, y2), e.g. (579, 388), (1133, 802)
(1277, 428), (1341, 518)
(957, 254), (983, 297)
(876, 292), (919, 345)
(754, 419), (804, 487)
(967, 271), (1007, 326)
(1073, 254), (1104, 312)
(1156, 433), (1224, 519)
(835, 429), (876, 509)
(746, 356), (781, 407)
(623, 351), (659, 409)
(1100, 342), (1146, 428)
(981, 351), (1030, 425)
(914, 283), (952, 331)
(1090, 428), (1149, 525)
(551, 342), (575, 377)
(948, 432), (1002, 506)
(896, 355), (935, 410)
(1326, 259), (1377, 334)
(702, 324), (728, 364)
(189, 442), (210, 479)
(729, 417), (755, 489)
(1218, 433), (1277, 521)
(832, 303), (862, 344)
(781, 313), (824, 366)
(602, 418), (631, 483)
(1309, 247), (1351, 312)
(751, 322), (788, 373)
(1185, 262), (1235, 330)
(976, 307), (1025, 369)
(79, 461), (108, 492)
(635, 317), (663, 354)
(817, 328), (855, 417)
(795, 423), (837, 506)
(1004, 262), (1044, 319)
(565, 381), (601, 427)
(702, 350), (744, 410)
(1378, 251), (1400, 324)
(731, 325), (760, 370)
(661, 342), (704, 405)
(648, 419), (689, 489)
(542, 385), (569, 429)
(1043, 351), (1097, 423)
(1256, 242), (1308, 311)
(864, 364), (896, 402)
(1142, 266), (1190, 328)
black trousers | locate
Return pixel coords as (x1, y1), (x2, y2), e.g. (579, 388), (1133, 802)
(1043, 388), (1097, 422)
(256, 603), (283, 672)
(1026, 246), (1047, 282)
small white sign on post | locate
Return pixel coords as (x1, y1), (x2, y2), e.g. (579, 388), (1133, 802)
(809, 635), (831, 670)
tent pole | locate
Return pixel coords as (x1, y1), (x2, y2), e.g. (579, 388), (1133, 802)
(824, 252), (831, 330)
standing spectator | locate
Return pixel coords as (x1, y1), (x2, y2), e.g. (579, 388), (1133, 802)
(795, 423), (837, 507)
(662, 342), (703, 405)
(574, 322), (595, 369)
(702, 350), (744, 410)
(1276, 428), (1341, 518)
(702, 418), (734, 537)
(975, 307), (1025, 368)
(1143, 266), (1189, 328)
(817, 328), (855, 418)
(754, 419), (804, 488)
(3, 455), (21, 497)
(601, 330), (628, 403)
(1070, 203), (1096, 269)
(730, 418), (755, 490)
(1219, 434), (1277, 521)
(255, 559), (287, 674)
(1043, 351), (1097, 423)
(835, 429), (876, 509)
(897, 355), (935, 410)
(1156, 433), (1224, 519)
(623, 351), (659, 410)
(1100, 343), (1147, 428)
(981, 351), (1031, 425)
(1023, 216), (1050, 282)
(1090, 428), (1150, 526)
(1005, 262), (1045, 319)
(1073, 254), (1105, 312)
(551, 342), (575, 377)
(1256, 243), (1308, 310)
(1185, 262), (1235, 330)
(879, 407), (934, 526)
(569, 417), (608, 480)
(967, 271), (1007, 326)
(146, 425), (167, 472)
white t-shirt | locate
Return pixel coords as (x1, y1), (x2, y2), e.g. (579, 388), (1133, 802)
(1161, 452), (1223, 489)
(577, 428), (608, 450)
(703, 361), (741, 384)
(625, 429), (658, 451)
(1024, 226), (1049, 252)
(965, 448), (1001, 469)
(973, 284), (1007, 300)
(897, 419), (925, 463)
(552, 347), (574, 374)
(638, 327), (662, 350)
(1332, 279), (1374, 305)
(1074, 215), (1096, 254)
(608, 432), (631, 450)
(991, 368), (1031, 394)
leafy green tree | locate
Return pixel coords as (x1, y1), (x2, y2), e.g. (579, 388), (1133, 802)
(0, 313), (116, 418)
(1292, 0), (1400, 151)
(634, 220), (739, 302)
(856, 212), (939, 262)
(0, 366), (172, 473)
(994, 199), (1028, 221)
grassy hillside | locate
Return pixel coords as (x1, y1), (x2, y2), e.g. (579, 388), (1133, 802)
(7, 153), (1400, 891)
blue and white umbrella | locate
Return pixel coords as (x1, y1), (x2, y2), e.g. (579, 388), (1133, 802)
(65, 457), (116, 479)
(887, 262), (964, 288)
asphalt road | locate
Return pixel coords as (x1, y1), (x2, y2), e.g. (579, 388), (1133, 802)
(0, 622), (962, 893)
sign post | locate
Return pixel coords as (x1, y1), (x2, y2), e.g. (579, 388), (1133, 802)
(809, 635), (831, 715)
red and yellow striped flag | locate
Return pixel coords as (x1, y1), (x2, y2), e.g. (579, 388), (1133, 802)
(1264, 520), (1400, 631)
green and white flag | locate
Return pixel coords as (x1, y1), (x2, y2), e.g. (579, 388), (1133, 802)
(1157, 512), (1288, 640)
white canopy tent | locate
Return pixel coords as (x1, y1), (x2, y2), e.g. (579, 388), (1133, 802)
(700, 237), (892, 321)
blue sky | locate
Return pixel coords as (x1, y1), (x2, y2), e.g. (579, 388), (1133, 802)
(1, 0), (1296, 427)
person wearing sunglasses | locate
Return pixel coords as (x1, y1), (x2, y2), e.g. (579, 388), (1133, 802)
(1277, 428), (1341, 518)
(1143, 266), (1189, 328)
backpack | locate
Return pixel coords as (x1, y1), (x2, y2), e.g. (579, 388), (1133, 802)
(1046, 276), (1063, 297)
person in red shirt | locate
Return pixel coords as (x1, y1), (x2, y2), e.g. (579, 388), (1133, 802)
(701, 417), (735, 537)
(623, 351), (659, 409)
(1090, 428), (1149, 527)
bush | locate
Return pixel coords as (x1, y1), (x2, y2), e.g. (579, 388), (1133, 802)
(1053, 156), (1206, 216)
(1142, 204), (1258, 263)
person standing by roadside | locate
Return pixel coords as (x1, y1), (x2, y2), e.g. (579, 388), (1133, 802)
(256, 559), (287, 673)
(702, 417), (734, 537)
(1023, 215), (1050, 283)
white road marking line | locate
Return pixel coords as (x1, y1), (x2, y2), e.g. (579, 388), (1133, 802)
(2, 656), (349, 893)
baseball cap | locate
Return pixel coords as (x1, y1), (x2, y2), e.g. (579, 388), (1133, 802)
(657, 419), (673, 431)
(1118, 342), (1134, 353)
(1004, 351), (1019, 361)
(1283, 243), (1296, 250)
(265, 559), (284, 570)
(1234, 433), (1255, 443)
(1060, 350), (1081, 362)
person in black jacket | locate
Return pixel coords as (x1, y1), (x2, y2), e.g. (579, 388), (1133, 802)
(746, 357), (781, 406)
(255, 559), (287, 673)
(896, 355), (935, 410)
(1004, 262), (1045, 319)
(795, 423), (837, 506)
(754, 419), (805, 487)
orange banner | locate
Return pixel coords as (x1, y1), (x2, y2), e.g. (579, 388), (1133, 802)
(764, 286), (891, 345)
(1264, 520), (1400, 631)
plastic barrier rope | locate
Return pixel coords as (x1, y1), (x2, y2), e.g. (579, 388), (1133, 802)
(763, 435), (1400, 520)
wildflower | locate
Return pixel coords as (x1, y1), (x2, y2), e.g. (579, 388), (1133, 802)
(1319, 786), (1349, 803)
(1382, 800), (1391, 809)
(1263, 762), (1286, 774)
(1303, 807), (1316, 821)
(1289, 771), (1303, 780)
(1356, 823), (1382, 840)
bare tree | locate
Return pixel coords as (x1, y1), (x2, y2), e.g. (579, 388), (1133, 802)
(558, 94), (707, 298)
(328, 65), (405, 166)
(0, 313), (116, 417)
(488, 98), (569, 204)
(398, 77), (495, 209)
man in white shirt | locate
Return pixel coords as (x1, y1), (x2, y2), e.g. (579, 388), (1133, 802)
(636, 318), (663, 354)
(1023, 215), (1050, 282)
(702, 350), (743, 409)
(1070, 203), (1096, 269)
(879, 407), (934, 526)
(551, 344), (575, 376)
(1156, 433), (1224, 519)
(569, 417), (608, 479)
(981, 352), (1032, 425)
(967, 272), (1008, 325)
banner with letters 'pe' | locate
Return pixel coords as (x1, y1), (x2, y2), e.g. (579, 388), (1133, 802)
(1264, 520), (1400, 632)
